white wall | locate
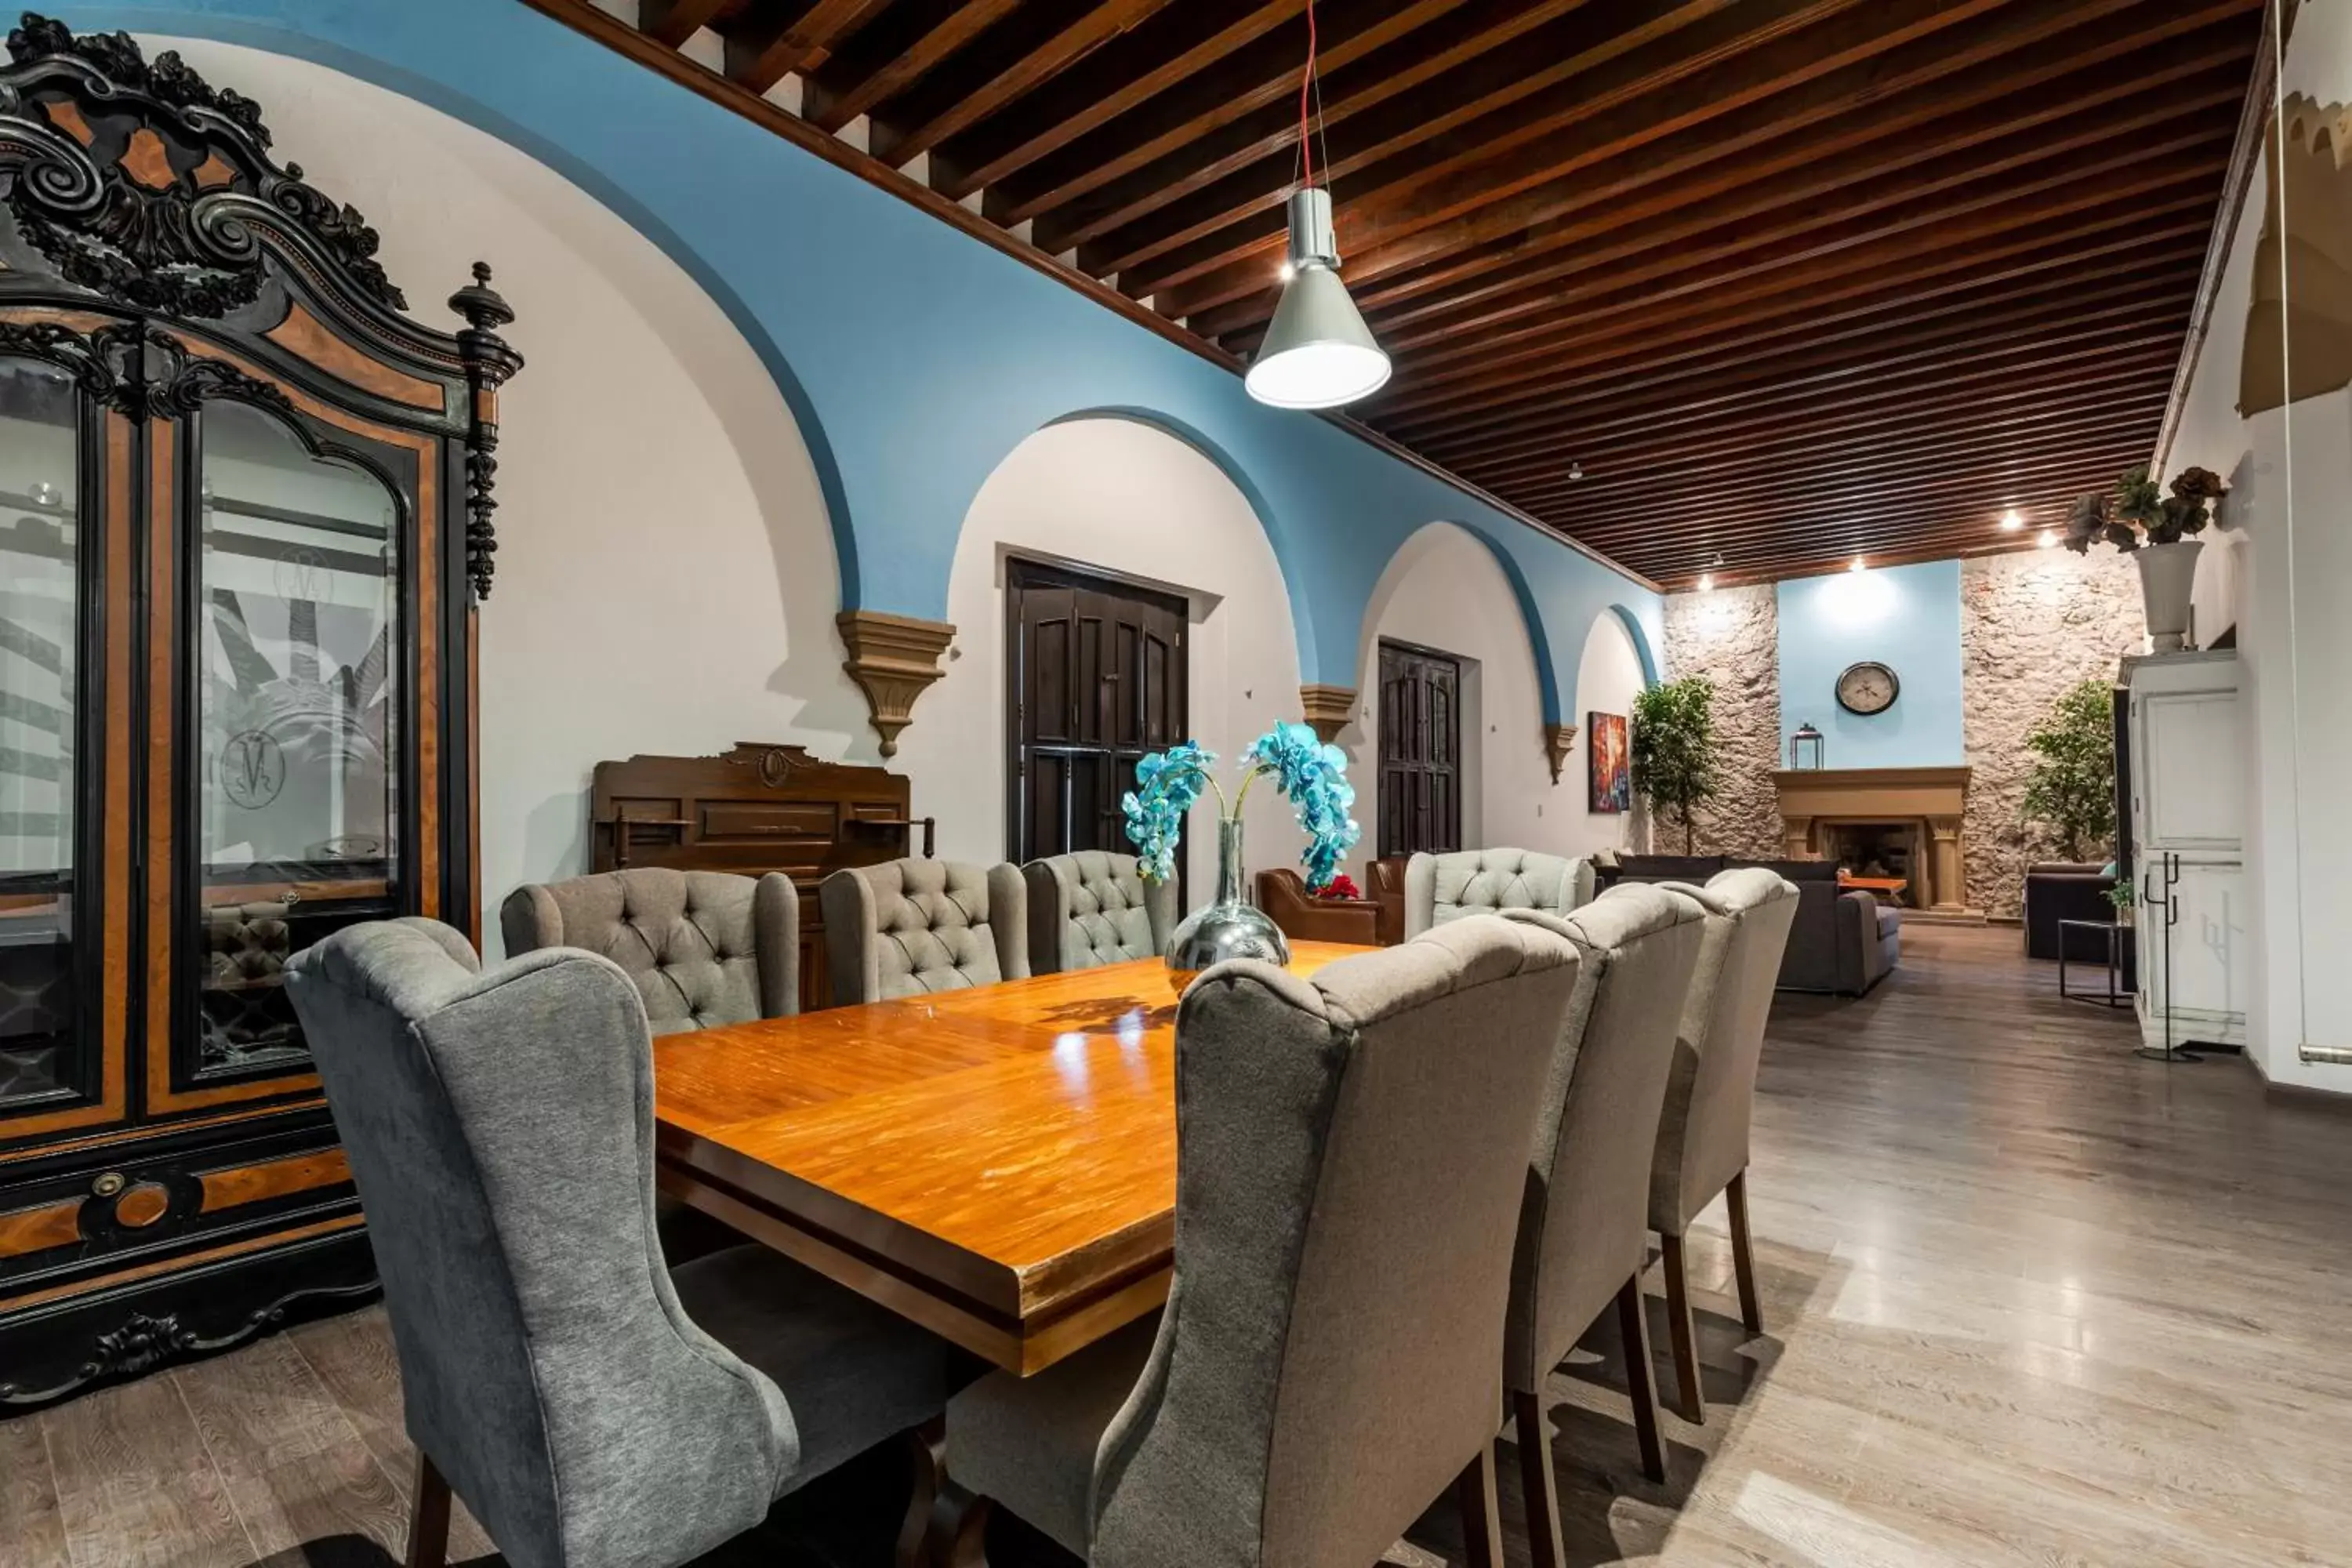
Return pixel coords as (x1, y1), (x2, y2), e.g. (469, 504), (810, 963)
(2161, 0), (2352, 1090)
(1343, 523), (1645, 874)
(156, 42), (864, 958)
(893, 418), (1304, 891)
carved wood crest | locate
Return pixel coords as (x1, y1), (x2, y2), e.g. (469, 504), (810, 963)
(0, 13), (402, 318)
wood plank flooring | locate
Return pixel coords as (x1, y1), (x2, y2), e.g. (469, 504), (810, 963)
(3, 925), (2346, 1568)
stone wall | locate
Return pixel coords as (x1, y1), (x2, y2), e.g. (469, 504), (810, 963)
(1662, 584), (1784, 858)
(1960, 550), (2146, 919)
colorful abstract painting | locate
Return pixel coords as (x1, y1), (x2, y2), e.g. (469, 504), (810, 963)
(1588, 711), (1631, 815)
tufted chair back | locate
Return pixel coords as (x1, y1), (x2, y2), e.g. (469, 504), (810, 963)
(285, 920), (797, 1568)
(1022, 851), (1178, 972)
(499, 869), (797, 1034)
(1403, 847), (1595, 938)
(819, 858), (1029, 1005)
(1649, 868), (1800, 1236)
(1494, 884), (1708, 1392)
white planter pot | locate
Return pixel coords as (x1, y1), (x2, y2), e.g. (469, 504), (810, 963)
(2134, 539), (2203, 652)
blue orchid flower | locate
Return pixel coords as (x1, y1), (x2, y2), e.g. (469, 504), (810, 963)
(1123, 728), (1359, 893)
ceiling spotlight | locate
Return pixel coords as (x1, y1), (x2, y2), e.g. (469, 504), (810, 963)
(1849, 557), (1866, 573)
(2037, 529), (2059, 550)
(1697, 572), (1715, 592)
(1277, 260), (1296, 283)
(1999, 509), (2024, 532)
(1569, 461), (1584, 481)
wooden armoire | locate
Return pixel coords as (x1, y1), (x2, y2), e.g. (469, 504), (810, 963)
(0, 16), (518, 1405)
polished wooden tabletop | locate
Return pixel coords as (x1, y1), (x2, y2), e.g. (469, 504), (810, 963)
(652, 942), (1368, 1374)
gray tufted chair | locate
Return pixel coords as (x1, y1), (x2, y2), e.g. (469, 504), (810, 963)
(1022, 850), (1178, 972)
(939, 917), (1580, 1568)
(284, 920), (946, 1568)
(1403, 848), (1595, 938)
(1648, 868), (1799, 1425)
(499, 868), (797, 1033)
(820, 858), (1029, 1005)
(1494, 884), (1707, 1555)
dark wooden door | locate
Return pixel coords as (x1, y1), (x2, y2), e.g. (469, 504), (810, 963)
(1378, 641), (1462, 859)
(1007, 560), (1188, 864)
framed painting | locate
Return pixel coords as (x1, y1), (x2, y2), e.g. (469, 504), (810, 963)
(1588, 711), (1632, 814)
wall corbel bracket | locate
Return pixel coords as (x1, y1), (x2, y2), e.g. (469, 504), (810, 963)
(1544, 723), (1579, 784)
(1299, 684), (1356, 746)
(837, 609), (955, 758)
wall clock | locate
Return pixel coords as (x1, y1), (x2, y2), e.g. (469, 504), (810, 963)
(1836, 660), (1900, 716)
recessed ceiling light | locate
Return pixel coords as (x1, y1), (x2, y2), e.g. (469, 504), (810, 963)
(1999, 509), (2024, 532)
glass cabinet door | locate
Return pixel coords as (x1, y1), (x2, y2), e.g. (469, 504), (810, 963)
(0, 357), (86, 1114)
(187, 397), (405, 1081)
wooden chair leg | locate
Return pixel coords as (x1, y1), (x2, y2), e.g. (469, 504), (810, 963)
(1728, 1169), (1765, 1334)
(1615, 1274), (1668, 1484)
(931, 1479), (991, 1568)
(896, 1418), (944, 1568)
(1454, 1444), (1505, 1568)
(1512, 1390), (1565, 1568)
(405, 1452), (451, 1568)
(1660, 1232), (1705, 1425)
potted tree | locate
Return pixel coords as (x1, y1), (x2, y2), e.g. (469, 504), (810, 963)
(2060, 463), (2224, 652)
(1630, 676), (1720, 855)
(2020, 679), (2117, 861)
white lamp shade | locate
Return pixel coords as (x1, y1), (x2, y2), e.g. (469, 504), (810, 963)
(1246, 261), (1392, 409)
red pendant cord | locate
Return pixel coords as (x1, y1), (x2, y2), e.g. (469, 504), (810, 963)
(1298, 0), (1318, 189)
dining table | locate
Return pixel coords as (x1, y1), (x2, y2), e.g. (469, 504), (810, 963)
(652, 941), (1371, 1377)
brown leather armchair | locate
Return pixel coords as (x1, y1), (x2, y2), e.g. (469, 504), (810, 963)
(1256, 859), (1406, 946)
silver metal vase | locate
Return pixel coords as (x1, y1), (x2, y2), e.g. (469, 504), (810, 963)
(1166, 816), (1290, 984)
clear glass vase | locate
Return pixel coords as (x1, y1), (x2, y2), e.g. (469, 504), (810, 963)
(1166, 815), (1291, 983)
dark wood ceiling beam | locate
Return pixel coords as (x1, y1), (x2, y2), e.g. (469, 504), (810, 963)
(933, 0), (1304, 198)
(1338, 53), (2244, 397)
(1163, 0), (2245, 321)
(1486, 377), (2180, 503)
(1069, 0), (1780, 278)
(800, 0), (1022, 136)
(1512, 394), (2172, 514)
(726, 0), (896, 94)
(1374, 158), (2225, 457)
(1574, 466), (2151, 561)
(1621, 481), (2136, 575)
(1120, 0), (1900, 301)
(1370, 258), (2202, 434)
(643, 0), (731, 49)
(1004, 0), (1599, 243)
(1386, 283), (2194, 462)
(1331, 216), (2216, 414)
(876, 0), (1182, 169)
(1550, 429), (2163, 536)
(1440, 339), (2183, 480)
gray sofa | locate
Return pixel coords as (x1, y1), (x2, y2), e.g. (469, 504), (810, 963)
(1599, 854), (1896, 996)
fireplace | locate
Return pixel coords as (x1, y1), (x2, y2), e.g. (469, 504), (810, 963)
(1771, 766), (1976, 917)
(1820, 821), (1922, 907)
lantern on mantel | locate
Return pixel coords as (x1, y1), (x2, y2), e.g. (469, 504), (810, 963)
(1790, 723), (1826, 770)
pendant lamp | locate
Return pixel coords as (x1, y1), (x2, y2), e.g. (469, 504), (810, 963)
(1246, 3), (1390, 410)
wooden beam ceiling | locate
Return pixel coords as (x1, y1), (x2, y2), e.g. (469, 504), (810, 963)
(534, 0), (2266, 586)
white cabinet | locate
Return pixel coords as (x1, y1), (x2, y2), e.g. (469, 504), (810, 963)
(2126, 652), (2249, 1051)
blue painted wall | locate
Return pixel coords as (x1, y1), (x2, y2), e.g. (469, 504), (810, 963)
(56, 0), (1661, 720)
(1776, 561), (1965, 768)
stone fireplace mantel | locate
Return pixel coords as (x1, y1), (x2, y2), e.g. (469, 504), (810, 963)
(1773, 765), (1976, 916)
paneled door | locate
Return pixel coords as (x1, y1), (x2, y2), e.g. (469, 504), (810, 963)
(1377, 641), (1462, 859)
(1005, 560), (1187, 865)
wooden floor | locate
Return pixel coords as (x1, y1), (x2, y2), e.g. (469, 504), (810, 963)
(5, 925), (2348, 1568)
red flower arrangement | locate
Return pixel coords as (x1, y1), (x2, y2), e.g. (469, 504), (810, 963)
(1321, 872), (1363, 901)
